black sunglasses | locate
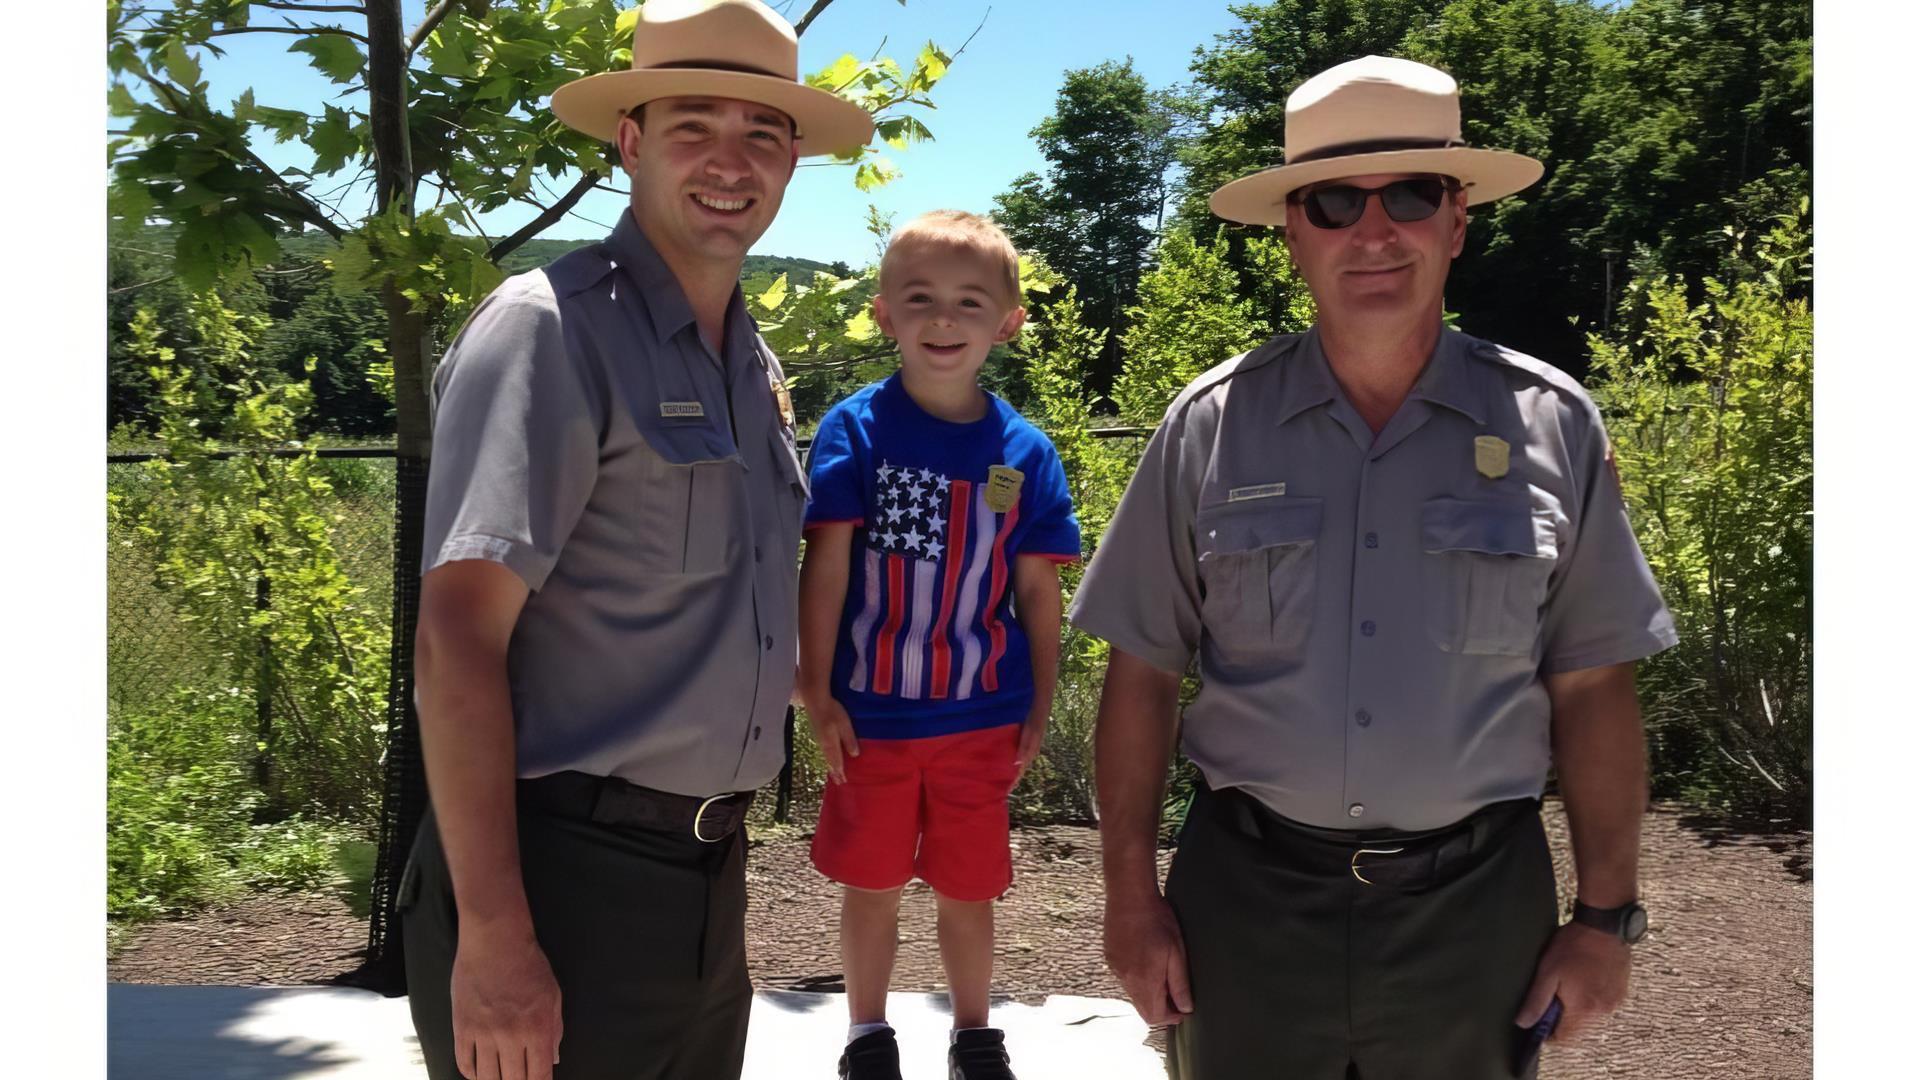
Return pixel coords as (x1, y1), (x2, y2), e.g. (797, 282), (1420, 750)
(1290, 176), (1460, 229)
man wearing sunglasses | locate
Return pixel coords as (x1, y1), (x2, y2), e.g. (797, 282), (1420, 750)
(1070, 56), (1675, 1078)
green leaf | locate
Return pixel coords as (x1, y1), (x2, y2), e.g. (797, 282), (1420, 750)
(911, 43), (949, 92)
(853, 157), (899, 192)
(290, 35), (366, 84)
(845, 308), (879, 342)
(809, 54), (863, 92)
(756, 273), (789, 311)
(307, 104), (359, 174)
(108, 82), (140, 117)
(162, 39), (203, 90)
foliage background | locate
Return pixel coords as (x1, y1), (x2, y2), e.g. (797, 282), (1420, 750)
(106, 0), (1812, 922)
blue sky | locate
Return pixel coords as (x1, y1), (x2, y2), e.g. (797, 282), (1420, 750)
(177, 0), (1251, 266)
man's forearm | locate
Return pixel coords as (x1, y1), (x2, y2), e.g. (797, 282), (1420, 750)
(1548, 662), (1647, 908)
(1095, 648), (1183, 903)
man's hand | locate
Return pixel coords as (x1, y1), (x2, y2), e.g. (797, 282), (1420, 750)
(1514, 922), (1632, 1042)
(1104, 892), (1194, 1026)
(1013, 708), (1048, 785)
(450, 926), (564, 1080)
(804, 695), (859, 784)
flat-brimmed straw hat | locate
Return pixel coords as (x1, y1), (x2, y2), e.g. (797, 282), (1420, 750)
(550, 0), (874, 157)
(1209, 55), (1543, 226)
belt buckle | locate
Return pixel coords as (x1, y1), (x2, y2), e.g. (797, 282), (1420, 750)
(692, 794), (729, 843)
(1349, 846), (1405, 886)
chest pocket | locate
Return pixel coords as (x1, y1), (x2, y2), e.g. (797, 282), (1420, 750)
(631, 414), (746, 577)
(1195, 497), (1323, 658)
(1420, 497), (1558, 656)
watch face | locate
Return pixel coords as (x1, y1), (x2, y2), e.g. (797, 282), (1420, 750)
(1624, 905), (1649, 943)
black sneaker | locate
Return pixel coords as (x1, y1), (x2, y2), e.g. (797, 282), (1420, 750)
(839, 1027), (903, 1080)
(948, 1027), (1017, 1080)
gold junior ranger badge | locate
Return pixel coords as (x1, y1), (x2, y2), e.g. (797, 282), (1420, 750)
(1474, 434), (1511, 479)
(984, 465), (1025, 514)
(768, 371), (795, 430)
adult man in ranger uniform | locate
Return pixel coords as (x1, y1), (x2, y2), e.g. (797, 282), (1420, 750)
(1072, 55), (1675, 1079)
(399, 3), (872, 1078)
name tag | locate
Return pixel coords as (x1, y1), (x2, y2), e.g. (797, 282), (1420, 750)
(1228, 482), (1287, 502)
(659, 401), (705, 419)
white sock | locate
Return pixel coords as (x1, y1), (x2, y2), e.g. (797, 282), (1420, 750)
(848, 1021), (893, 1045)
(951, 1026), (994, 1044)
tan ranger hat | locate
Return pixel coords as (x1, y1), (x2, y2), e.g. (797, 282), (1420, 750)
(550, 0), (875, 157)
(1209, 55), (1543, 226)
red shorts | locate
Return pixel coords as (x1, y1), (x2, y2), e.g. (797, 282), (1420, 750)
(809, 725), (1021, 902)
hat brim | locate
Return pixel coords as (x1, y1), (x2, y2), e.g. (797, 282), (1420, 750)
(551, 68), (875, 157)
(1208, 148), (1544, 226)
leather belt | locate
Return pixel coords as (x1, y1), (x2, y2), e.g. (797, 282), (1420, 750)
(1204, 785), (1537, 888)
(518, 771), (754, 843)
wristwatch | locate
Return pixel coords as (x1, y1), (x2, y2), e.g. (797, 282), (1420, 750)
(1571, 900), (1649, 944)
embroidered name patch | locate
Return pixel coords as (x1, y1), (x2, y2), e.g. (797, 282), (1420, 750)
(1228, 482), (1287, 502)
(659, 401), (705, 419)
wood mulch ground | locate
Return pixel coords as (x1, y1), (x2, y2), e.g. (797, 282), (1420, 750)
(110, 799), (1811, 1079)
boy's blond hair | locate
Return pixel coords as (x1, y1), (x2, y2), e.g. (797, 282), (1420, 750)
(878, 210), (1023, 305)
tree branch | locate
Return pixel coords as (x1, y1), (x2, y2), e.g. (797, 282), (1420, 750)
(257, 2), (367, 12)
(407, 0), (461, 58)
(131, 68), (348, 239)
(209, 25), (371, 46)
(488, 173), (600, 262)
(793, 0), (835, 37)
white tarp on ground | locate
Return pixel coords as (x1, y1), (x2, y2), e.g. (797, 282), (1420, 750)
(107, 984), (1166, 1079)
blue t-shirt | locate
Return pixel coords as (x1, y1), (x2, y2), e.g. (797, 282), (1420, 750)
(805, 374), (1081, 739)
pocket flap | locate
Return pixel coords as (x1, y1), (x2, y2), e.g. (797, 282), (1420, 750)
(1197, 497), (1324, 560)
(1421, 497), (1546, 557)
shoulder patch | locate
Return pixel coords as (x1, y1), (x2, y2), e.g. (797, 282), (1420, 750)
(542, 243), (618, 301)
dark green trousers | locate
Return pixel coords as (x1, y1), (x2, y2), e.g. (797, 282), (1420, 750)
(400, 797), (752, 1080)
(1165, 786), (1558, 1080)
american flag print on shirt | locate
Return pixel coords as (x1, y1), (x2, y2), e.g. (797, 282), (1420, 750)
(846, 460), (1020, 700)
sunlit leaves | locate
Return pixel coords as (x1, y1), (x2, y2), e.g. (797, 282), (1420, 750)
(289, 33), (366, 84)
(306, 104), (361, 175)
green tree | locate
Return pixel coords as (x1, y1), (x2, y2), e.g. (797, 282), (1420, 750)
(994, 60), (1195, 390)
(1112, 227), (1311, 425)
(1588, 204), (1812, 816)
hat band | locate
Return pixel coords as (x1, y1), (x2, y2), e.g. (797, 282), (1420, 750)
(1285, 136), (1466, 165)
(641, 59), (793, 81)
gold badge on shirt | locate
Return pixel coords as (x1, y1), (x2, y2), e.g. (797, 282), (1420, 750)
(767, 371), (795, 430)
(984, 465), (1025, 513)
(1474, 435), (1511, 479)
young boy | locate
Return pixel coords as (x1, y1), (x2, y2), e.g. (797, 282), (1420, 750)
(798, 210), (1081, 1080)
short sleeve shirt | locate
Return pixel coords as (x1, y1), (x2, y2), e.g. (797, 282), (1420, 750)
(420, 210), (810, 796)
(805, 374), (1080, 739)
(1068, 326), (1677, 830)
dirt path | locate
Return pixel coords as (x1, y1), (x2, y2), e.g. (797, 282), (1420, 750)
(110, 800), (1811, 1079)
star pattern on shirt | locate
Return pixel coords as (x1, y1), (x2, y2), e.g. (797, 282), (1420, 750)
(870, 460), (953, 560)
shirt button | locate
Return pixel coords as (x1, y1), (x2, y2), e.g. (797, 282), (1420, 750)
(754, 545), (762, 562)
(764, 635), (774, 650)
(753, 726), (762, 740)
(1364, 532), (1379, 549)
(1360, 620), (1376, 637)
(1348, 803), (1366, 819)
(1356, 709), (1372, 727)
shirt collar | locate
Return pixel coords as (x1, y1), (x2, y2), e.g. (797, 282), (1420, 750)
(1272, 328), (1342, 427)
(1406, 327), (1489, 426)
(604, 209), (700, 348)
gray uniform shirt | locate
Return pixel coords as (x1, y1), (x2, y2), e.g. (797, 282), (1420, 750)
(1068, 327), (1677, 831)
(421, 210), (808, 796)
